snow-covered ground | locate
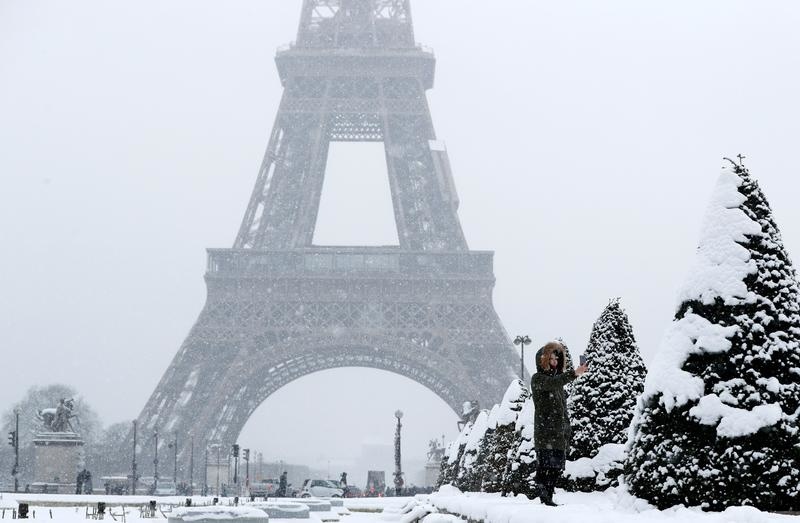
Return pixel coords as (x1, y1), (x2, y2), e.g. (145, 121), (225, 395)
(426, 486), (798, 523)
(0, 493), (406, 522)
(0, 490), (796, 522)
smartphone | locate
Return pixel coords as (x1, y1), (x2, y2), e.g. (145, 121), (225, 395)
(579, 355), (588, 366)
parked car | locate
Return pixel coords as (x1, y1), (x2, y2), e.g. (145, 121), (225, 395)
(154, 479), (177, 496)
(299, 479), (343, 498)
(250, 478), (279, 497)
(100, 476), (130, 495)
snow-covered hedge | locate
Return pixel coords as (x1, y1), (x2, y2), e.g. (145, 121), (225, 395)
(455, 410), (490, 491)
(437, 417), (473, 487)
(480, 380), (528, 493)
(437, 381), (531, 494)
(501, 397), (536, 497)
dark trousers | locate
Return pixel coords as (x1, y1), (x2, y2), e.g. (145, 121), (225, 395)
(535, 449), (565, 494)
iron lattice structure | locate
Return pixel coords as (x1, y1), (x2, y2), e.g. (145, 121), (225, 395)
(132, 0), (520, 472)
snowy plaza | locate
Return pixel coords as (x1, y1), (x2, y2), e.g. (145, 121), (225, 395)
(0, 490), (798, 523)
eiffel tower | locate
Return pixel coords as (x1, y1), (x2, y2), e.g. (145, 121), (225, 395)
(133, 0), (520, 469)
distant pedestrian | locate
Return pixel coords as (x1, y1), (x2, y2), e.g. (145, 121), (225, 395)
(530, 341), (588, 506)
(277, 471), (288, 497)
(83, 470), (93, 494)
(76, 470), (84, 494)
(75, 469), (92, 494)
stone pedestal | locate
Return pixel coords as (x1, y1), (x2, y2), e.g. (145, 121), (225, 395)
(424, 460), (441, 488)
(32, 432), (84, 493)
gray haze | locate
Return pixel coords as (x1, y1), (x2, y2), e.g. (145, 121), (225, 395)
(1, 1), (799, 475)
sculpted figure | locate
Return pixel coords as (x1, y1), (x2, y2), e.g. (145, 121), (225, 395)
(37, 398), (79, 432)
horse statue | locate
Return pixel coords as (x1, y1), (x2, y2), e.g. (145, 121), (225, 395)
(427, 438), (445, 462)
(37, 398), (80, 433)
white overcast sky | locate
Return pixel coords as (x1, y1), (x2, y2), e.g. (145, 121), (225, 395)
(1, 1), (799, 474)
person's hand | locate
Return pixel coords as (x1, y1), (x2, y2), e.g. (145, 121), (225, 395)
(575, 364), (589, 376)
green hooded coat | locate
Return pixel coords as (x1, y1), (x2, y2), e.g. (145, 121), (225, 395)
(531, 343), (577, 452)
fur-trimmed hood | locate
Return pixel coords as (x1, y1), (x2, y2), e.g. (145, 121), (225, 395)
(535, 341), (569, 374)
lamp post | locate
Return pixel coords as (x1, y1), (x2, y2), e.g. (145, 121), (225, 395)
(393, 410), (404, 496)
(189, 436), (194, 496)
(243, 449), (250, 496)
(215, 445), (221, 496)
(167, 433), (178, 486)
(131, 420), (138, 495)
(153, 430), (159, 494)
(8, 409), (19, 493)
(204, 444), (209, 496)
(513, 335), (532, 378)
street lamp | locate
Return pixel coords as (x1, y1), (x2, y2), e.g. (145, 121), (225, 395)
(393, 410), (404, 496)
(167, 433), (178, 487)
(131, 420), (138, 496)
(513, 335), (532, 379)
(153, 430), (159, 494)
(189, 436), (194, 496)
(215, 445), (221, 496)
(243, 449), (250, 496)
(9, 409), (19, 493)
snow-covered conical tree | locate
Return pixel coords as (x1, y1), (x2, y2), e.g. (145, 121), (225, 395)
(481, 380), (530, 493)
(439, 419), (473, 486)
(626, 161), (800, 511)
(471, 405), (499, 491)
(568, 298), (647, 461)
(456, 410), (490, 491)
(501, 397), (537, 496)
(435, 446), (451, 488)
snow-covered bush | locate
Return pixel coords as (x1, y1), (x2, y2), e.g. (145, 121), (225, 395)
(455, 410), (489, 491)
(479, 380), (529, 493)
(501, 397), (537, 496)
(626, 162), (800, 511)
(567, 299), (647, 462)
(469, 405), (498, 491)
(439, 419), (473, 486)
(564, 443), (627, 492)
(435, 447), (451, 489)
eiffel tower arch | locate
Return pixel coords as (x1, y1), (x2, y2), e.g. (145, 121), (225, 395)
(132, 0), (521, 469)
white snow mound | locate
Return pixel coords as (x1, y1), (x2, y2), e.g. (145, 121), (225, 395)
(689, 394), (782, 437)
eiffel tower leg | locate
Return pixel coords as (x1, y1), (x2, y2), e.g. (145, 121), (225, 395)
(235, 111), (329, 250)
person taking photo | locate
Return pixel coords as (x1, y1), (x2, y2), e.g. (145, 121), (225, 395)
(530, 341), (588, 506)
